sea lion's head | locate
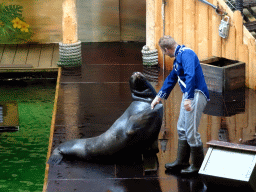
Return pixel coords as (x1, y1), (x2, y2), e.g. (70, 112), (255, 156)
(129, 72), (157, 103)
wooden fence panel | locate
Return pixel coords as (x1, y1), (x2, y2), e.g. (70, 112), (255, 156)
(196, 1), (209, 60)
(155, 0), (256, 89)
(155, 0), (164, 68)
(153, 0), (256, 150)
(234, 11), (243, 60)
(173, 0), (183, 45)
(248, 39), (256, 89)
(208, 0), (213, 57)
(225, 24), (236, 60)
(211, 116), (221, 141)
(165, 1), (171, 39)
(165, 0), (174, 71)
(239, 44), (249, 87)
(211, 0), (222, 57)
(226, 116), (237, 142)
(244, 89), (256, 141)
(183, 0), (196, 50)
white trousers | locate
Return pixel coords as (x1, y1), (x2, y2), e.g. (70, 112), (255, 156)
(177, 91), (207, 147)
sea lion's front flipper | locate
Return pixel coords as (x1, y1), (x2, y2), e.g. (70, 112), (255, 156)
(47, 149), (63, 165)
(126, 107), (158, 135)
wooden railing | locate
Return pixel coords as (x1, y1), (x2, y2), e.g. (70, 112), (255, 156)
(155, 0), (256, 89)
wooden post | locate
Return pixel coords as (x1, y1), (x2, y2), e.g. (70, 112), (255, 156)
(59, 0), (81, 67)
(63, 0), (78, 44)
(146, 0), (156, 50)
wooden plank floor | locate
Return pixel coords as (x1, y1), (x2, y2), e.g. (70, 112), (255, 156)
(44, 42), (256, 192)
(0, 44), (59, 72)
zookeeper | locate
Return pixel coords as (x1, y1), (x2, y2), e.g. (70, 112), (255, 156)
(151, 35), (210, 174)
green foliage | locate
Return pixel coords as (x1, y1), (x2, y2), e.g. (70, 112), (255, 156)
(0, 3), (33, 44)
(0, 4), (23, 23)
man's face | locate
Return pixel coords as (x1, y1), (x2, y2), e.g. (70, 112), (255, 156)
(161, 47), (175, 58)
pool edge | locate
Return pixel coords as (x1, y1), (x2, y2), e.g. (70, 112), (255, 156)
(42, 67), (62, 192)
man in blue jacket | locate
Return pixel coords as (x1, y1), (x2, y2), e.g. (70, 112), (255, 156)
(151, 36), (209, 174)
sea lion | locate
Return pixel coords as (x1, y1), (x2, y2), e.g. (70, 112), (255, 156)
(48, 72), (163, 165)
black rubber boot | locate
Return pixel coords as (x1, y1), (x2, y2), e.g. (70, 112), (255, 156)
(181, 144), (204, 174)
(165, 139), (190, 170)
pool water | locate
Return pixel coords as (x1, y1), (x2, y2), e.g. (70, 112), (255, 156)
(0, 79), (56, 192)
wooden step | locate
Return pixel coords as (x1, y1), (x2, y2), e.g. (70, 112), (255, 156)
(244, 20), (256, 32)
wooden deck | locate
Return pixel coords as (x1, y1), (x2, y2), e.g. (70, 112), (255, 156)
(0, 44), (59, 72)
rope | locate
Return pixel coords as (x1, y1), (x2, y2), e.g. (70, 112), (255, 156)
(141, 45), (158, 66)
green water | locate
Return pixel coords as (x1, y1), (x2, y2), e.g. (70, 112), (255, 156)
(0, 80), (56, 192)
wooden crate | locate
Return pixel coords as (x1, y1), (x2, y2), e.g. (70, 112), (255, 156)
(200, 56), (245, 92)
(203, 89), (245, 117)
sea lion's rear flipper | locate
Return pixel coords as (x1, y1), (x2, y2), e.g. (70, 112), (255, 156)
(47, 153), (63, 165)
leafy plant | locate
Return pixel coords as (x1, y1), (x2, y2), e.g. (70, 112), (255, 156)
(0, 3), (33, 44)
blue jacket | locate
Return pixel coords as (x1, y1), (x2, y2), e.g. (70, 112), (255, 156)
(157, 45), (210, 101)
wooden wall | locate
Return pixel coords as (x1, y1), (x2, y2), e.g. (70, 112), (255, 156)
(155, 82), (256, 148)
(155, 0), (256, 90)
(3, 0), (62, 43)
(2, 0), (145, 43)
(154, 0), (256, 148)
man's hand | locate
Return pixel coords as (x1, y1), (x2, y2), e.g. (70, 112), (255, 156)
(184, 99), (192, 111)
(151, 96), (162, 109)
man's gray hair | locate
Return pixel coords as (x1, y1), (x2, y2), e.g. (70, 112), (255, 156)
(158, 36), (177, 49)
